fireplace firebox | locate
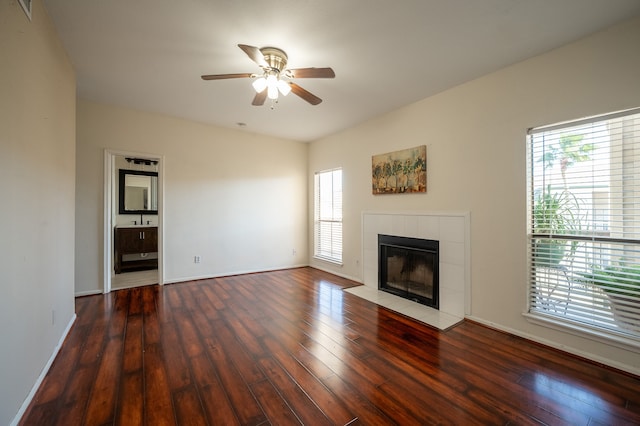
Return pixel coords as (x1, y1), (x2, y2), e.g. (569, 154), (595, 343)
(378, 234), (439, 309)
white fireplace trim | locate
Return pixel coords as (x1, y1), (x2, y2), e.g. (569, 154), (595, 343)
(347, 211), (470, 329)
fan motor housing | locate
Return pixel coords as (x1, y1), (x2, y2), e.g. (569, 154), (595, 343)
(260, 47), (288, 72)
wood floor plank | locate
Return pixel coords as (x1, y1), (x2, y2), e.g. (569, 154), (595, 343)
(262, 336), (356, 425)
(83, 337), (123, 425)
(31, 331), (82, 404)
(297, 313), (370, 359)
(464, 386), (565, 425)
(19, 267), (640, 426)
(175, 282), (199, 313)
(284, 339), (336, 382)
(19, 401), (58, 426)
(220, 311), (267, 358)
(367, 354), (495, 425)
(200, 279), (227, 311)
(197, 380), (241, 425)
(122, 314), (143, 374)
(173, 308), (205, 359)
(128, 286), (143, 316)
(208, 316), (265, 384)
(517, 371), (640, 425)
(108, 290), (129, 338)
(166, 285), (184, 310)
(143, 343), (174, 426)
(57, 366), (95, 425)
(189, 354), (219, 389)
(322, 374), (397, 426)
(203, 332), (266, 425)
(142, 286), (161, 347)
(296, 330), (388, 389)
(192, 285), (221, 322)
(250, 379), (304, 426)
(173, 385), (208, 426)
(78, 311), (109, 367)
(257, 356), (334, 426)
(73, 294), (95, 326)
(160, 319), (192, 390)
(116, 371), (144, 426)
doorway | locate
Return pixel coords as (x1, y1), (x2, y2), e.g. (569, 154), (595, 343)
(104, 150), (163, 293)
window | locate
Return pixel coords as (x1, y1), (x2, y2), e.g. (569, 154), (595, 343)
(314, 168), (342, 264)
(526, 108), (640, 345)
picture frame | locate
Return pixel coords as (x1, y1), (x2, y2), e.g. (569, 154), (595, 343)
(19, 0), (32, 21)
(372, 145), (427, 194)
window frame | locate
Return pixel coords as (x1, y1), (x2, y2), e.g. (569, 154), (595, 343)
(524, 107), (640, 352)
(313, 168), (343, 265)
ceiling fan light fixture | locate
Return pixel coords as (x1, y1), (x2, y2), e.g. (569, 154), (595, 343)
(267, 84), (279, 100)
(266, 73), (277, 85)
(266, 74), (279, 99)
(277, 79), (291, 96)
(201, 44), (335, 106)
(252, 77), (267, 93)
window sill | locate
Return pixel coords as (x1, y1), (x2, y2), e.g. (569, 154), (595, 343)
(313, 255), (343, 267)
(523, 311), (640, 354)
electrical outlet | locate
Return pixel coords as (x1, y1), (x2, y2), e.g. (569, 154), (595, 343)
(292, 249), (297, 256)
(194, 255), (201, 264)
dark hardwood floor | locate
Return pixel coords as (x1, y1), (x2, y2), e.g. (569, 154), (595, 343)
(20, 267), (640, 425)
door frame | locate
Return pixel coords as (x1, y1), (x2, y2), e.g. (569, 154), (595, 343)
(104, 149), (164, 293)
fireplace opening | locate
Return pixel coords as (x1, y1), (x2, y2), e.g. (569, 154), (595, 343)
(378, 234), (439, 309)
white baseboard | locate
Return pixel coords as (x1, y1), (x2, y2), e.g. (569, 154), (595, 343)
(110, 281), (155, 291)
(75, 289), (103, 297)
(163, 263), (310, 285)
(309, 264), (362, 284)
(11, 314), (77, 426)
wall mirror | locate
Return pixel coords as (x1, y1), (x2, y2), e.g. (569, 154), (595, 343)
(119, 169), (158, 214)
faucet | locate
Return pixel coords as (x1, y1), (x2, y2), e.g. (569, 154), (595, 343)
(140, 213), (144, 226)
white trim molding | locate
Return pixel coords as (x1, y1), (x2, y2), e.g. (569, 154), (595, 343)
(11, 314), (77, 426)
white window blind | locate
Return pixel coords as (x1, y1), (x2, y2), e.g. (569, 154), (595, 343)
(527, 108), (640, 342)
(314, 168), (342, 264)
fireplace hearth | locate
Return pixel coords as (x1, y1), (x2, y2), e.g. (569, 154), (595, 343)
(378, 234), (439, 309)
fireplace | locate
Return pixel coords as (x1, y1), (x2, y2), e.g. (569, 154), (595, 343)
(378, 234), (439, 309)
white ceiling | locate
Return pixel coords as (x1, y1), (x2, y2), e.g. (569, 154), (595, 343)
(43, 0), (640, 142)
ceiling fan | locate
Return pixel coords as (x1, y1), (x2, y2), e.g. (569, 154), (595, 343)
(201, 44), (335, 106)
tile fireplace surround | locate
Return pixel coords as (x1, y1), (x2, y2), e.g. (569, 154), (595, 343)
(345, 211), (470, 330)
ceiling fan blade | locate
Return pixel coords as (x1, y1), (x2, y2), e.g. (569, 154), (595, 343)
(286, 67), (335, 79)
(238, 44), (268, 68)
(288, 82), (322, 105)
(252, 90), (267, 106)
(201, 73), (253, 80)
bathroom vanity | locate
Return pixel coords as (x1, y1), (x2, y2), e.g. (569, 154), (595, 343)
(114, 226), (158, 273)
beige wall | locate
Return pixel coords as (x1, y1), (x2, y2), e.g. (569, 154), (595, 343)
(309, 16), (640, 374)
(76, 101), (309, 294)
(0, 0), (76, 424)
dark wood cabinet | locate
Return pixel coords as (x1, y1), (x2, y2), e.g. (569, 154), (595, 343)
(114, 227), (158, 273)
